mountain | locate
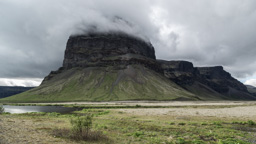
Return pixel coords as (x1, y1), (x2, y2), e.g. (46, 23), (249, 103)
(246, 85), (256, 96)
(159, 61), (255, 100)
(0, 86), (34, 98)
(1, 32), (255, 102)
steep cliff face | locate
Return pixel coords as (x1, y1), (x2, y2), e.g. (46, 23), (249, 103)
(158, 60), (197, 85)
(63, 33), (156, 69)
(158, 60), (255, 100)
(197, 66), (248, 93)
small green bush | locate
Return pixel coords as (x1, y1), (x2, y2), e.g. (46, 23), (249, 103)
(133, 131), (144, 137)
(135, 104), (142, 108)
(175, 137), (186, 144)
(169, 122), (175, 125)
(247, 120), (255, 126)
(70, 114), (93, 136)
(0, 104), (4, 114)
(178, 122), (186, 125)
(201, 122), (207, 125)
(52, 114), (107, 141)
(218, 138), (247, 144)
(47, 112), (60, 117)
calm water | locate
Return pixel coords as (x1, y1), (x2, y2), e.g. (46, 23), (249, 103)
(3, 105), (78, 114)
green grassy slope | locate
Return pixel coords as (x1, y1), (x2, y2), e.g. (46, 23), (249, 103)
(1, 65), (198, 102)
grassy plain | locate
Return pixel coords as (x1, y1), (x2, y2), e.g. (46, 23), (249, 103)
(1, 102), (256, 143)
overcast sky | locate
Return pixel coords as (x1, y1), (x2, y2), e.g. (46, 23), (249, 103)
(1, 0), (256, 87)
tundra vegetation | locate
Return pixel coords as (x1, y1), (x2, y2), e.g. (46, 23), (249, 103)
(1, 104), (256, 144)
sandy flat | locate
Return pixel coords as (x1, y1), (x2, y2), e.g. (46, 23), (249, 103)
(118, 105), (256, 120)
(22, 101), (256, 107)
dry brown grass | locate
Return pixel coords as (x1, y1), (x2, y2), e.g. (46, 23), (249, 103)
(52, 128), (108, 142)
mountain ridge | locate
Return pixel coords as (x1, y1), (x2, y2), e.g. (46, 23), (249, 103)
(0, 86), (34, 99)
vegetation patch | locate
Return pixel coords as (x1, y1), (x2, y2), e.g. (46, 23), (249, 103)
(1, 106), (255, 143)
(52, 113), (108, 142)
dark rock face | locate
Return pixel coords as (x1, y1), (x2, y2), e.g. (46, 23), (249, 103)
(158, 60), (252, 99)
(197, 66), (248, 93)
(63, 32), (156, 69)
(158, 60), (197, 85)
(0, 86), (34, 98)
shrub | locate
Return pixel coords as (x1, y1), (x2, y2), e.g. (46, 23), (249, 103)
(47, 112), (60, 117)
(133, 131), (144, 137)
(70, 114), (93, 136)
(135, 104), (141, 108)
(175, 137), (186, 144)
(247, 120), (255, 126)
(178, 122), (186, 125)
(53, 114), (108, 141)
(169, 122), (175, 125)
(0, 104), (4, 114)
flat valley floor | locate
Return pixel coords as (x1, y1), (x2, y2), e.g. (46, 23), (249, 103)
(1, 101), (256, 144)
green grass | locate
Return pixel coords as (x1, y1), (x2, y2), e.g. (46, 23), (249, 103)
(0, 66), (197, 102)
(4, 108), (255, 144)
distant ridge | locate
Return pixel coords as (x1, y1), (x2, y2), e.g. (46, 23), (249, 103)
(0, 86), (34, 98)
(246, 85), (256, 96)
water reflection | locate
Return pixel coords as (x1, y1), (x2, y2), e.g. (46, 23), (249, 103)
(3, 105), (77, 114)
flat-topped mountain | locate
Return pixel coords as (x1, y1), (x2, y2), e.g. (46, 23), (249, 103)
(63, 33), (156, 69)
(2, 32), (255, 102)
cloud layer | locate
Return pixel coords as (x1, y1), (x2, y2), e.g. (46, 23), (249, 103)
(1, 0), (256, 86)
(0, 78), (42, 87)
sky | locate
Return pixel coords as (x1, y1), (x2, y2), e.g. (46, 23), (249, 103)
(1, 0), (256, 87)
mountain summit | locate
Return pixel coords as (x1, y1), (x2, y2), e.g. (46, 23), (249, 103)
(3, 32), (255, 102)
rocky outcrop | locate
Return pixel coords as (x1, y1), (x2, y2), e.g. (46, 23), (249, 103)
(158, 60), (197, 85)
(197, 66), (248, 93)
(63, 32), (156, 69)
(158, 60), (254, 99)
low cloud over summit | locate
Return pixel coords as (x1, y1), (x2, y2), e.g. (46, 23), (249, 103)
(1, 0), (256, 86)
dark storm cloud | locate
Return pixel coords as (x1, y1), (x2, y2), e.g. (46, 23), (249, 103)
(1, 0), (256, 86)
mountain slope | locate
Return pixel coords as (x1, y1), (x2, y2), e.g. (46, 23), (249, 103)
(246, 85), (256, 96)
(3, 66), (197, 102)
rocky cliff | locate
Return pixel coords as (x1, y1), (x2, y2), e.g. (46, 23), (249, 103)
(2, 32), (255, 102)
(63, 32), (157, 68)
(43, 32), (162, 83)
(158, 60), (255, 100)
